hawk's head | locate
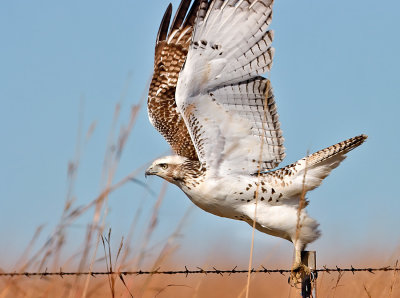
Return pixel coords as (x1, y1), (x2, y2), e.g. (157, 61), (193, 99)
(145, 155), (189, 184)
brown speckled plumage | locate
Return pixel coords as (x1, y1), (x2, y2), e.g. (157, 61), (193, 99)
(147, 0), (200, 160)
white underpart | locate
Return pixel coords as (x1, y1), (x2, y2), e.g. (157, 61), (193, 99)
(179, 172), (320, 249)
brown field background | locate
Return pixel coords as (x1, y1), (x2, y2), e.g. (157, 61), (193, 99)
(1, 102), (398, 298)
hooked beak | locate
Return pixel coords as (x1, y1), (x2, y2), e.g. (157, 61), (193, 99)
(145, 166), (156, 178)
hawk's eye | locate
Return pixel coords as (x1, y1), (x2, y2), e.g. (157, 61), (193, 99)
(159, 163), (168, 170)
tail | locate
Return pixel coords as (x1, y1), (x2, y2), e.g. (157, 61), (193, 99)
(269, 134), (367, 195)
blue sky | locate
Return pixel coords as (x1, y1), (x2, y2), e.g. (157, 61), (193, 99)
(1, 0), (399, 268)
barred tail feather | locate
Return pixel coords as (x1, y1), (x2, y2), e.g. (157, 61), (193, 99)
(271, 135), (367, 196)
(298, 134), (367, 191)
(307, 134), (367, 167)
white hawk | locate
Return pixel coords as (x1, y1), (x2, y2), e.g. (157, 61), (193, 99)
(145, 0), (367, 281)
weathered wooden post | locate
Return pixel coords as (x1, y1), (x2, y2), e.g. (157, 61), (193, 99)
(301, 251), (316, 298)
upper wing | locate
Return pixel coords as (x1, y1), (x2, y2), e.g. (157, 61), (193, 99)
(176, 0), (285, 176)
(147, 0), (200, 160)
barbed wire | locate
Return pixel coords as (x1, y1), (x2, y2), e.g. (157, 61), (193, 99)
(0, 265), (397, 278)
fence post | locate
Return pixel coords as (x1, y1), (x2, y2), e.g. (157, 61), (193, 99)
(301, 251), (316, 298)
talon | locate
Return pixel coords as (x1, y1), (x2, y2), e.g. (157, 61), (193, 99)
(288, 262), (311, 287)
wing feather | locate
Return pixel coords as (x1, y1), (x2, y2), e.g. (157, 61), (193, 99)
(169, 0), (192, 33)
(178, 77), (284, 175)
(148, 1), (200, 160)
(156, 4), (172, 43)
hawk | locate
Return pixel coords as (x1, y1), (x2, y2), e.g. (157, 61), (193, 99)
(145, 0), (367, 281)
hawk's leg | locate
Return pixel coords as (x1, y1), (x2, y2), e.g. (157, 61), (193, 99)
(289, 249), (311, 287)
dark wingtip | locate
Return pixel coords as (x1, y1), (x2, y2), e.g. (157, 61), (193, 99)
(169, 0), (192, 34)
(182, 0), (201, 28)
(156, 3), (173, 43)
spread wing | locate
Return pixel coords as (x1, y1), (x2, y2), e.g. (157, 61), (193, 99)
(176, 0), (285, 176)
(147, 0), (200, 160)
